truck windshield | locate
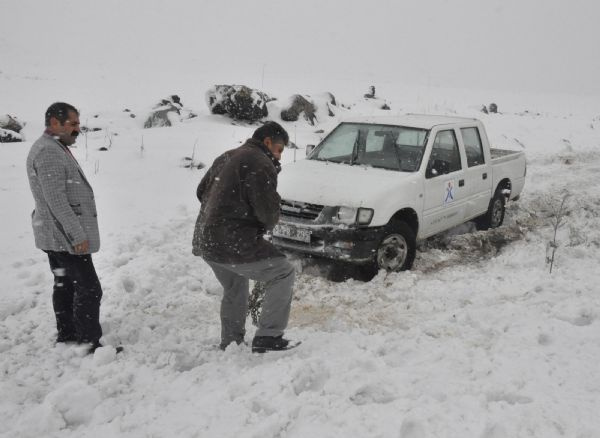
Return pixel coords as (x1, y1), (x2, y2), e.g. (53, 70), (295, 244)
(309, 123), (428, 172)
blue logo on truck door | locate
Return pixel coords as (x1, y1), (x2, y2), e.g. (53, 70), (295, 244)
(444, 180), (455, 204)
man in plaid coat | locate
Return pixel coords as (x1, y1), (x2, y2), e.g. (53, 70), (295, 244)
(26, 102), (106, 353)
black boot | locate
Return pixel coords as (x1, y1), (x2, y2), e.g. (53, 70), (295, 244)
(252, 335), (292, 353)
(87, 341), (124, 355)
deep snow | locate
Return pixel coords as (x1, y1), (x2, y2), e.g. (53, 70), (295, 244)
(2, 1), (600, 437)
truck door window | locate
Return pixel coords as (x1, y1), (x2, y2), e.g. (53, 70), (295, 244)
(427, 130), (462, 178)
(461, 127), (485, 167)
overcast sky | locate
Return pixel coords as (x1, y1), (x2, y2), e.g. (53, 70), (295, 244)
(2, 0), (599, 96)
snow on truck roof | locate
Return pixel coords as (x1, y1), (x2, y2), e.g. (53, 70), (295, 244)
(341, 114), (479, 130)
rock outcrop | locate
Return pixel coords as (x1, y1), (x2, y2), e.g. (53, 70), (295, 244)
(0, 114), (24, 142)
(206, 85), (272, 122)
(144, 95), (196, 128)
(0, 128), (23, 143)
(281, 95), (317, 125)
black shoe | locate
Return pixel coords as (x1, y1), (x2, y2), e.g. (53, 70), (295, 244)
(87, 342), (124, 355)
(252, 335), (292, 353)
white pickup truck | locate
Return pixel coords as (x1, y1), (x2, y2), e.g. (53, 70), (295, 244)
(271, 114), (526, 271)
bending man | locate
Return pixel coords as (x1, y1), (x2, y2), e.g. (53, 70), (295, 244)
(193, 121), (295, 353)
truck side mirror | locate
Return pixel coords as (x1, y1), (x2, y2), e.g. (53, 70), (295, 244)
(426, 159), (449, 178)
(426, 165), (438, 178)
(306, 144), (316, 156)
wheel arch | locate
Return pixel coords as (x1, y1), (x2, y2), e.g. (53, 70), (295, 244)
(389, 208), (419, 236)
(495, 178), (512, 198)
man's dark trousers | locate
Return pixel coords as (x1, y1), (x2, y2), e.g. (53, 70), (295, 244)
(45, 251), (103, 343)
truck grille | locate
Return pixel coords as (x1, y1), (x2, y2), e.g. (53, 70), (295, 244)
(280, 199), (324, 221)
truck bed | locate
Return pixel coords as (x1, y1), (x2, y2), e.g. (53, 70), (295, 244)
(490, 147), (522, 162)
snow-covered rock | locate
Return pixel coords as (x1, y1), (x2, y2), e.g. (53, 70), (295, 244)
(0, 114), (24, 133)
(0, 127), (23, 142)
(206, 84), (271, 122)
(359, 86), (391, 110)
(281, 94), (317, 125)
(144, 95), (196, 128)
(279, 92), (339, 126)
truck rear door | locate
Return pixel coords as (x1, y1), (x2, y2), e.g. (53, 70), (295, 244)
(459, 126), (493, 219)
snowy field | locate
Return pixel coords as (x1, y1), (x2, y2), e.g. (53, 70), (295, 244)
(2, 2), (600, 437)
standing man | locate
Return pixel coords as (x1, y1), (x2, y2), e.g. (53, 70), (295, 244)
(193, 121), (296, 353)
(26, 102), (107, 354)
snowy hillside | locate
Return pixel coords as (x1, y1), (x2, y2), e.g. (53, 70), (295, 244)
(2, 1), (600, 437)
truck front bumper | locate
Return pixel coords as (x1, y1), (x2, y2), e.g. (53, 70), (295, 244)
(270, 223), (385, 264)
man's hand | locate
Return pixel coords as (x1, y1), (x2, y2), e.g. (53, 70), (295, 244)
(73, 240), (90, 254)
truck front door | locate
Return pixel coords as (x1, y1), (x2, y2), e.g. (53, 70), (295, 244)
(422, 129), (468, 237)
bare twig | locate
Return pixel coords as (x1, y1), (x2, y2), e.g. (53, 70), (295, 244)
(104, 130), (113, 149)
(546, 193), (570, 273)
(85, 118), (89, 162)
(190, 138), (198, 170)
(513, 138), (526, 149)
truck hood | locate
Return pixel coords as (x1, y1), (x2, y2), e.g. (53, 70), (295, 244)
(278, 159), (417, 208)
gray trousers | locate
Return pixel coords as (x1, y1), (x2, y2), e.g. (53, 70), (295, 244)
(205, 257), (295, 344)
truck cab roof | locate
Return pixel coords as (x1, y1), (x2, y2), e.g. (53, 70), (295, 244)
(342, 114), (479, 130)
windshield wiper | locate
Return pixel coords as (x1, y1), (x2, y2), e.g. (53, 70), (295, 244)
(350, 130), (364, 165)
(370, 164), (395, 170)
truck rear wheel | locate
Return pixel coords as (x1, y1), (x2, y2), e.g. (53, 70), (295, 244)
(374, 220), (416, 272)
(475, 191), (506, 230)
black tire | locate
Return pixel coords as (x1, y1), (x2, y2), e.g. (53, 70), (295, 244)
(372, 220), (416, 272)
(475, 191), (506, 231)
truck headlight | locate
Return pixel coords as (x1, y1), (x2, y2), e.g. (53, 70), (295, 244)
(332, 206), (374, 226)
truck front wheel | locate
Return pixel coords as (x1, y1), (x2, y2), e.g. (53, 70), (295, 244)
(374, 220), (416, 272)
(475, 191), (506, 230)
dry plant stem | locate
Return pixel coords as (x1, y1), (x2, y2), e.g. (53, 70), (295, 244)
(105, 131), (113, 149)
(549, 194), (569, 274)
(190, 139), (199, 170)
(85, 119), (89, 162)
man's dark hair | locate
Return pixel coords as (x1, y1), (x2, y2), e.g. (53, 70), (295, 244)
(45, 102), (79, 127)
(252, 121), (289, 145)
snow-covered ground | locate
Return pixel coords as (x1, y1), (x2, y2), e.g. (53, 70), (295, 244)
(2, 2), (600, 437)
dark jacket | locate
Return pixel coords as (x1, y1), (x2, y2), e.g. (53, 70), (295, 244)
(192, 139), (284, 263)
